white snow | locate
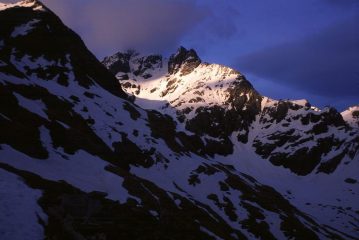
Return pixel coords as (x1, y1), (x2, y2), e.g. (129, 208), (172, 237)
(104, 51), (359, 237)
(0, 1), (45, 11)
(1, 42), (358, 239)
(0, 168), (46, 240)
(341, 105), (359, 128)
(0, 113), (10, 121)
(215, 129), (359, 237)
(263, 211), (287, 240)
(0, 127), (130, 203)
(55, 120), (70, 129)
(291, 99), (309, 107)
(11, 19), (40, 38)
(156, 65), (231, 111)
(113, 52), (241, 117)
(14, 92), (48, 119)
(199, 226), (223, 240)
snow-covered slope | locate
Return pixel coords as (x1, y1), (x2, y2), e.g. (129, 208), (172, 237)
(103, 48), (359, 238)
(103, 48), (359, 175)
(0, 1), (358, 239)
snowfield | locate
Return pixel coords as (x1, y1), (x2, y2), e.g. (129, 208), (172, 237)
(0, 1), (358, 239)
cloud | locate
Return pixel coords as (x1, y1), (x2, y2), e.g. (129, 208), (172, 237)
(2, 0), (210, 58)
(75, 0), (209, 58)
(237, 15), (359, 101)
(1, 0), (242, 59)
(196, 2), (240, 40)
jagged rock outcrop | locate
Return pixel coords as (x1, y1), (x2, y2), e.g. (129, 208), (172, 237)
(104, 48), (359, 176)
(102, 50), (163, 80)
(254, 99), (358, 175)
(168, 46), (201, 76)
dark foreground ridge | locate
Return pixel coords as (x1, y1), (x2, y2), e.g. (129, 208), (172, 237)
(0, 1), (358, 239)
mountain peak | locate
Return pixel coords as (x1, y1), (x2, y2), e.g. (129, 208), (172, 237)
(168, 46), (201, 76)
(1, 3), (359, 238)
(0, 0), (46, 11)
(102, 50), (162, 79)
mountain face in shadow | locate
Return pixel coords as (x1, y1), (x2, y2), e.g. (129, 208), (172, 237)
(0, 1), (358, 239)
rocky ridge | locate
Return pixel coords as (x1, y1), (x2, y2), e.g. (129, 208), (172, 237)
(0, 1), (358, 239)
(103, 48), (359, 176)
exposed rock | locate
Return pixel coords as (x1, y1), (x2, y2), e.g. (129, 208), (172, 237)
(102, 50), (163, 80)
(168, 46), (201, 76)
(344, 178), (357, 184)
(102, 51), (132, 74)
(1, 2), (358, 239)
(0, 5), (127, 98)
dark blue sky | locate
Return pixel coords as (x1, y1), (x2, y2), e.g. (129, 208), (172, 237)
(4, 0), (359, 110)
